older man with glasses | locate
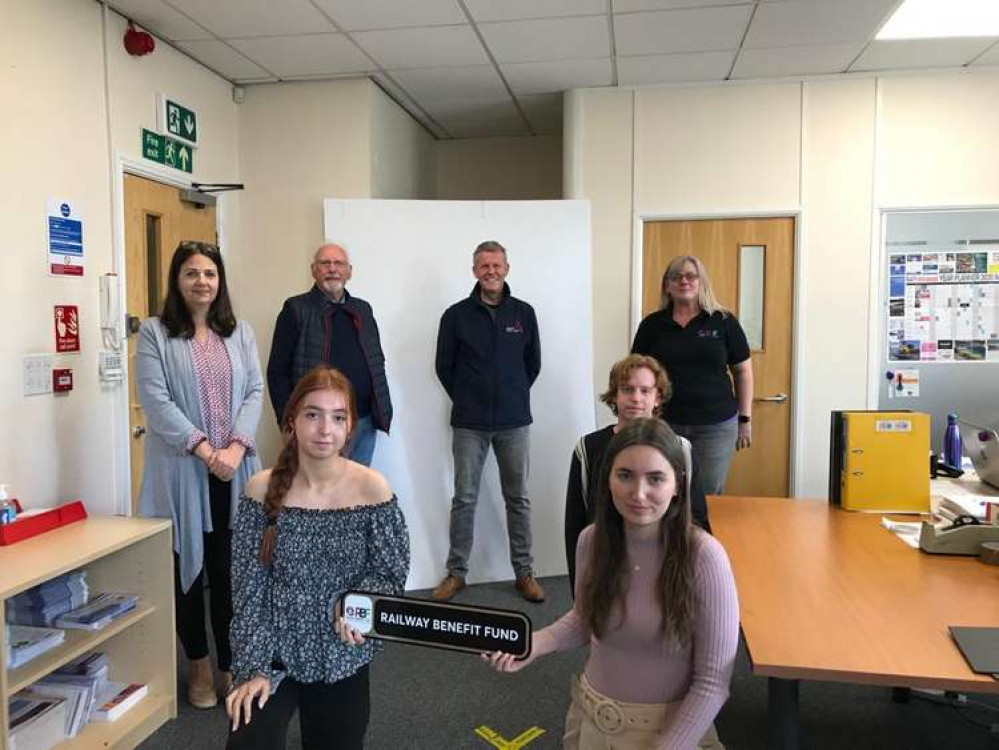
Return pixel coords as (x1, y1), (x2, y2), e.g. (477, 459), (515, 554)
(266, 243), (392, 466)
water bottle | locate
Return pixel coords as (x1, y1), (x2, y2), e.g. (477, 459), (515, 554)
(0, 484), (15, 525)
(943, 413), (963, 467)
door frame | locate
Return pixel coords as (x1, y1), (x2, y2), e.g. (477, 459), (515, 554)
(109, 152), (225, 516)
(632, 208), (805, 496)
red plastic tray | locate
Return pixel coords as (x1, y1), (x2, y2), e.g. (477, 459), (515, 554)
(0, 499), (88, 545)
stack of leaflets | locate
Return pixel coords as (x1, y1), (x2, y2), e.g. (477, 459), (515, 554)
(6, 571), (88, 627)
(94, 682), (148, 722)
(54, 593), (138, 631)
(7, 625), (65, 668)
(8, 693), (67, 750)
(31, 652), (110, 736)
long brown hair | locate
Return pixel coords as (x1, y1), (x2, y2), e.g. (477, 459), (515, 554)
(579, 418), (696, 643)
(258, 367), (357, 565)
(161, 241), (237, 338)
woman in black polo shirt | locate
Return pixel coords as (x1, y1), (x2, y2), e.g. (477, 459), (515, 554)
(632, 255), (754, 496)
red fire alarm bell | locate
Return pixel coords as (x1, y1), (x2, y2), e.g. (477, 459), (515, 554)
(124, 22), (155, 57)
(53, 369), (73, 393)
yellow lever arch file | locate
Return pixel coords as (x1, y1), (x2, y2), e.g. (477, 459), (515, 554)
(830, 411), (930, 512)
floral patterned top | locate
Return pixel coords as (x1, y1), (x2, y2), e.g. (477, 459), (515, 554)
(229, 495), (410, 686)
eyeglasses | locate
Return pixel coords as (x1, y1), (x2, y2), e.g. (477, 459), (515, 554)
(668, 272), (699, 283)
(315, 259), (349, 270)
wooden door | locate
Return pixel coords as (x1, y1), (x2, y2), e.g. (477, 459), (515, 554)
(124, 174), (217, 514)
(642, 217), (795, 497)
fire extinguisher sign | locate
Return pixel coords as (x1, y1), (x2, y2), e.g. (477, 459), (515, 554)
(54, 305), (81, 353)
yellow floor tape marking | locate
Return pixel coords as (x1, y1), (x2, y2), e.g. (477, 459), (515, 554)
(474, 724), (546, 749)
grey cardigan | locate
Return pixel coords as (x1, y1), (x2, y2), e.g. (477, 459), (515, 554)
(136, 317), (263, 592)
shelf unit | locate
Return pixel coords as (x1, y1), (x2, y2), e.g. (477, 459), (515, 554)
(1, 517), (175, 749)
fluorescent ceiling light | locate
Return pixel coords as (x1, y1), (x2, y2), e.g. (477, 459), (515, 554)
(877, 0), (999, 40)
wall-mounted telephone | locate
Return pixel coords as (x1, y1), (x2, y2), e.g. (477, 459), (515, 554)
(99, 273), (125, 384)
(99, 274), (123, 344)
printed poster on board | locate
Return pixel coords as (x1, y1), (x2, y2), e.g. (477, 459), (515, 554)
(887, 249), (999, 362)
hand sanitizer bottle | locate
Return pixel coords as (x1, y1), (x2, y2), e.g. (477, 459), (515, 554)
(0, 484), (15, 525)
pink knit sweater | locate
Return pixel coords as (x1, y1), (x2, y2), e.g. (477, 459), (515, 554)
(545, 525), (739, 749)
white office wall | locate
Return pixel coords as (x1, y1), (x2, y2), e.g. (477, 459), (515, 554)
(0, 0), (114, 513)
(564, 89), (635, 422)
(565, 68), (999, 498)
(105, 12), (240, 189)
(436, 136), (563, 200)
(798, 79), (877, 494)
(0, 0), (240, 515)
(878, 73), (999, 207)
(231, 78), (373, 463)
(369, 84), (436, 199)
(634, 83), (802, 213)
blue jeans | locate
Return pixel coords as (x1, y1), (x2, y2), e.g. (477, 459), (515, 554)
(345, 416), (377, 467)
(670, 417), (738, 496)
(446, 426), (534, 579)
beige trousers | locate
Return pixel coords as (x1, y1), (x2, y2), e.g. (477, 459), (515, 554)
(562, 674), (725, 750)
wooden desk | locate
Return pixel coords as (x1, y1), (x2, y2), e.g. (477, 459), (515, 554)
(710, 496), (999, 750)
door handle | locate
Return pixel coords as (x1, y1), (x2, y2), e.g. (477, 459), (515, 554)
(132, 425), (146, 438)
(754, 392), (788, 404)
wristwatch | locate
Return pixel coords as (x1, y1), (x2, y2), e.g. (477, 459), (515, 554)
(738, 415), (751, 424)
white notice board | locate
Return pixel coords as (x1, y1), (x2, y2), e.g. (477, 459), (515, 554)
(323, 199), (595, 590)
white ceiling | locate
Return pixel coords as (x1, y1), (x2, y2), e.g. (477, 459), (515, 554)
(105, 0), (999, 139)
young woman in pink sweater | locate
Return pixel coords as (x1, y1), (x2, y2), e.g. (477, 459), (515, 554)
(486, 418), (739, 749)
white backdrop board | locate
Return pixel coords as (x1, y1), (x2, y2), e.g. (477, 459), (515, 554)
(323, 200), (594, 590)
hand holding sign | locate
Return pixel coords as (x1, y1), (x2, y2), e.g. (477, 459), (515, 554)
(482, 629), (553, 674)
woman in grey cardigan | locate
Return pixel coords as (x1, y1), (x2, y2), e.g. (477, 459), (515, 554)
(137, 241), (263, 710)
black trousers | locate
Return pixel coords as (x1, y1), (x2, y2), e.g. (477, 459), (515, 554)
(226, 667), (370, 750)
(174, 474), (232, 671)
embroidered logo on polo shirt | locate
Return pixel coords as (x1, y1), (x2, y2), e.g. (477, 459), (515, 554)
(505, 321), (524, 334)
(697, 329), (720, 339)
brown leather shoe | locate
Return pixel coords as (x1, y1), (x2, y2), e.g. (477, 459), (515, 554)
(515, 574), (545, 603)
(431, 574), (465, 601)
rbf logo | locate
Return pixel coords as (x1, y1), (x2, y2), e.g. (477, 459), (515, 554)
(343, 594), (374, 633)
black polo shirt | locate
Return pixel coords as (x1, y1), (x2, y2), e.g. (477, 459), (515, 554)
(632, 307), (750, 426)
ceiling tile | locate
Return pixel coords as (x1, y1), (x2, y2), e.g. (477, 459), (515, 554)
(106, 0), (212, 41)
(479, 16), (610, 64)
(175, 40), (272, 79)
(166, 0), (335, 38)
(465, 0), (606, 23)
(970, 42), (999, 67)
(518, 92), (563, 134)
(427, 98), (530, 138)
(744, 0), (898, 49)
(390, 66), (507, 103)
(616, 0), (752, 11)
(617, 50), (732, 85)
(229, 34), (372, 77)
(851, 38), (995, 72)
(501, 58), (612, 95)
(352, 25), (489, 69)
(732, 42), (863, 78)
(614, 5), (753, 56)
(312, 0), (466, 31)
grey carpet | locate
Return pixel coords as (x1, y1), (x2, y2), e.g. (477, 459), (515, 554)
(140, 576), (999, 749)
